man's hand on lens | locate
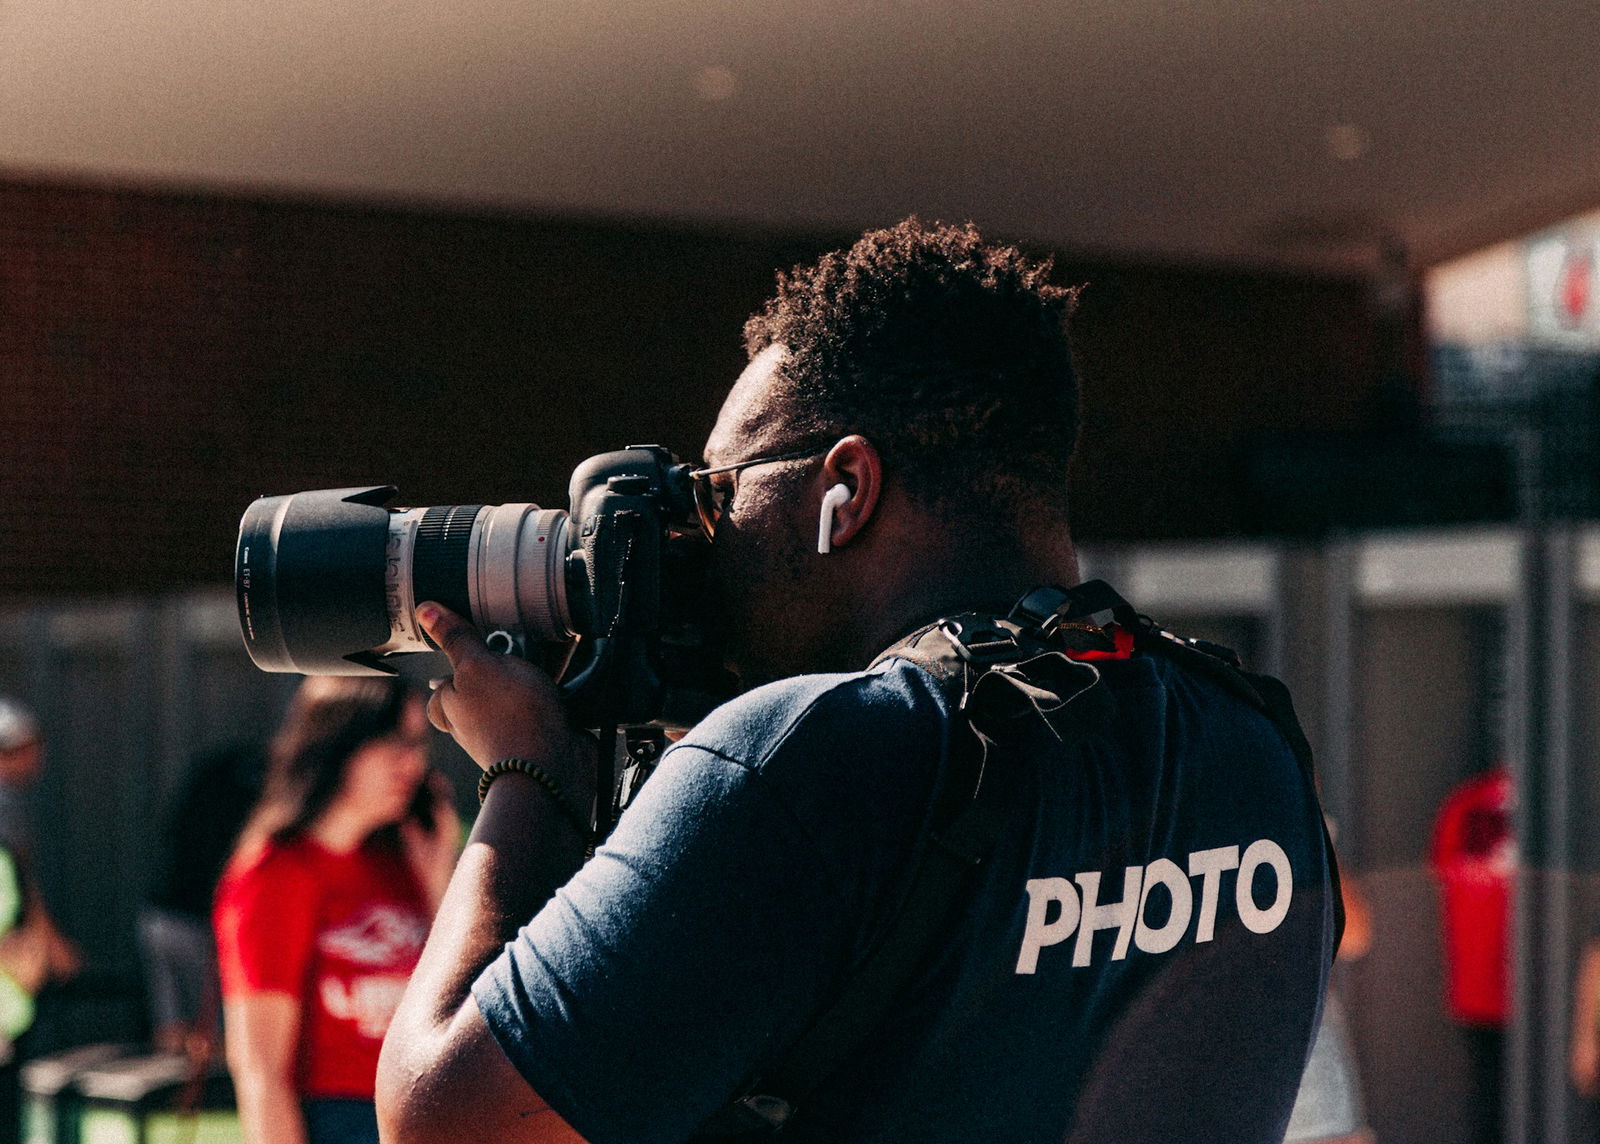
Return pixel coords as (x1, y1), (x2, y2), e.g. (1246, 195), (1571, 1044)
(417, 602), (598, 805)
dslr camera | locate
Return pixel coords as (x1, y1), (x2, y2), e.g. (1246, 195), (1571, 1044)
(235, 445), (730, 735)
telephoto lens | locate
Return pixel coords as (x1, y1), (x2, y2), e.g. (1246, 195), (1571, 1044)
(234, 446), (718, 730)
(236, 486), (572, 676)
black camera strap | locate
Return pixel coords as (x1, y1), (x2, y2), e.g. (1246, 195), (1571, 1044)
(692, 580), (1340, 1140)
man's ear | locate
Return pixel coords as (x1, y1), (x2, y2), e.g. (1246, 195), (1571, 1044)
(816, 435), (883, 552)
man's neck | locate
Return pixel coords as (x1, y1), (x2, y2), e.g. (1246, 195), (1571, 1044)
(840, 545), (1082, 671)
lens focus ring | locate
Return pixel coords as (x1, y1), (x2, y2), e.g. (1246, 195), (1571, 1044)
(412, 505), (484, 623)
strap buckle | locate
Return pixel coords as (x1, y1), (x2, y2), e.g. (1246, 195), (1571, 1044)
(936, 617), (1023, 664)
(1008, 586), (1073, 636)
(1009, 581), (1137, 638)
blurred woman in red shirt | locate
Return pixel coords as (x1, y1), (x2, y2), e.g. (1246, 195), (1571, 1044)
(215, 677), (458, 1144)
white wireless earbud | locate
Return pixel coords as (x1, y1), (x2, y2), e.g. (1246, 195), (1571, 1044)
(817, 484), (851, 554)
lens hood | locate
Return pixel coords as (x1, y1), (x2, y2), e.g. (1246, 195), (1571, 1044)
(236, 486), (398, 675)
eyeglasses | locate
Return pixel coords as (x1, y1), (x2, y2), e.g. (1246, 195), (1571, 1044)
(690, 446), (827, 540)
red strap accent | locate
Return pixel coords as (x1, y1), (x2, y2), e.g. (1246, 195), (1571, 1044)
(1066, 626), (1135, 661)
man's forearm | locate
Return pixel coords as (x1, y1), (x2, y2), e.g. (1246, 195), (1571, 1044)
(402, 772), (587, 1024)
(382, 601), (599, 1142)
(379, 770), (589, 1140)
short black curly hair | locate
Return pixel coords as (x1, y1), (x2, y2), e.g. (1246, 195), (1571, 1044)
(743, 217), (1080, 518)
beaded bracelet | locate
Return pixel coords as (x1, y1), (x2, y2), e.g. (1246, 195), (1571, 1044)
(478, 758), (591, 840)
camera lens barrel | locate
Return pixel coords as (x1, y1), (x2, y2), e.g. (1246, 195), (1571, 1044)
(236, 489), (574, 675)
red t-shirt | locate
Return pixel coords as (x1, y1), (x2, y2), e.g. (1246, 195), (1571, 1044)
(214, 835), (430, 1099)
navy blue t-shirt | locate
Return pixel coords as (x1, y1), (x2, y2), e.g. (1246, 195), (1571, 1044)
(474, 650), (1336, 1143)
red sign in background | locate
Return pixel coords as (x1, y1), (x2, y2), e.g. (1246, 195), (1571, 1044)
(1559, 247), (1593, 328)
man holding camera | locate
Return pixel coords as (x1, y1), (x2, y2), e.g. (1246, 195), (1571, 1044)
(377, 218), (1338, 1142)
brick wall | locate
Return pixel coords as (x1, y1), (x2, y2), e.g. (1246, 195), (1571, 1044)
(0, 176), (1382, 596)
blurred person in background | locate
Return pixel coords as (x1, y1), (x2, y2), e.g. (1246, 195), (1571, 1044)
(1567, 922), (1600, 1132)
(0, 698), (81, 1144)
(0, 701), (82, 997)
(214, 678), (458, 1144)
(139, 740), (266, 1057)
(1286, 837), (1375, 1144)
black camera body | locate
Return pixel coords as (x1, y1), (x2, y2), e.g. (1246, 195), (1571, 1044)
(236, 445), (729, 730)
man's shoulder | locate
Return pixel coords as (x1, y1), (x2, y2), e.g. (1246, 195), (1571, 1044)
(678, 659), (952, 774)
(1111, 648), (1295, 737)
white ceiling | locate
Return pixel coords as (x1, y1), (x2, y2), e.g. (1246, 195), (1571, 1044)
(2, 0), (1597, 275)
